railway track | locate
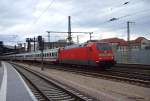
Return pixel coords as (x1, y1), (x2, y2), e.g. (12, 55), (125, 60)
(11, 63), (97, 101)
(115, 64), (150, 70)
(50, 66), (150, 87)
(23, 62), (150, 88)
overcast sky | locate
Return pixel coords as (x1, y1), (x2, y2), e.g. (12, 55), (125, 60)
(0, 0), (150, 45)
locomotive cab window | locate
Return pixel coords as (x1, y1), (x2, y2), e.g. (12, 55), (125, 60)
(96, 43), (112, 50)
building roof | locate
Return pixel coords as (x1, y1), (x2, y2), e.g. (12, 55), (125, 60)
(130, 37), (147, 45)
(133, 37), (146, 43)
(99, 37), (149, 46)
(99, 37), (127, 45)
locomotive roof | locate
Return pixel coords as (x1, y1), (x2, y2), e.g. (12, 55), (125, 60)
(63, 42), (109, 50)
(64, 43), (86, 49)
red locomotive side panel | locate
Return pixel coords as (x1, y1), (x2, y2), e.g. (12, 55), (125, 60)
(59, 46), (89, 65)
(58, 42), (115, 68)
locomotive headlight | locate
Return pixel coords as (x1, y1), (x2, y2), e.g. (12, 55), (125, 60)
(96, 60), (99, 63)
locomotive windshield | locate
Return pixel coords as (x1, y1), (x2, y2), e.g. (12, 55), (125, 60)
(96, 43), (112, 50)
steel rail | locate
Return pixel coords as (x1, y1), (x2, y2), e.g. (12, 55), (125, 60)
(11, 63), (96, 101)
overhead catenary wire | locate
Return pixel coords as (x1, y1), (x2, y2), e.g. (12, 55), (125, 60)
(26, 0), (150, 43)
(33, 0), (55, 24)
(107, 8), (150, 22)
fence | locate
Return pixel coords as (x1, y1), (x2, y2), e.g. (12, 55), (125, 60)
(115, 50), (150, 65)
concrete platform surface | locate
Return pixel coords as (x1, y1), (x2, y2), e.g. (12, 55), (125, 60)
(0, 61), (37, 101)
(0, 62), (4, 88)
(19, 62), (150, 101)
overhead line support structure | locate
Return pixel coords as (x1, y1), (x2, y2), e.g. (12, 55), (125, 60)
(46, 31), (93, 44)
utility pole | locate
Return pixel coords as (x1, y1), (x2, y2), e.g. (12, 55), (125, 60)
(24, 43), (26, 52)
(127, 21), (135, 46)
(127, 21), (130, 43)
(47, 31), (51, 49)
(89, 32), (93, 41)
(68, 16), (72, 44)
(34, 37), (36, 52)
(77, 35), (79, 44)
(14, 45), (16, 61)
(126, 21), (135, 63)
(47, 31), (50, 42)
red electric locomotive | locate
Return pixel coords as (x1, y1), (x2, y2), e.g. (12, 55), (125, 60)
(58, 41), (115, 69)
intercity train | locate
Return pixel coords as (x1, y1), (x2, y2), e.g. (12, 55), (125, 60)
(2, 41), (116, 69)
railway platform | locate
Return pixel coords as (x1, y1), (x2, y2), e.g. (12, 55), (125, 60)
(0, 61), (37, 101)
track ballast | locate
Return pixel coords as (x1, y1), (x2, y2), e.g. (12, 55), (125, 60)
(23, 62), (150, 88)
(11, 63), (97, 101)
